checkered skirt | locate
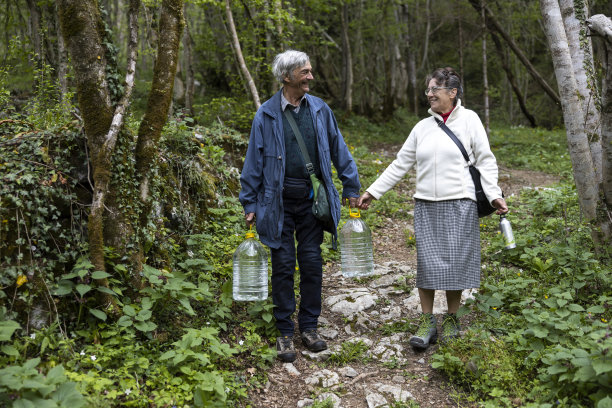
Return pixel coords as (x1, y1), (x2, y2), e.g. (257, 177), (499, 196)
(414, 199), (481, 290)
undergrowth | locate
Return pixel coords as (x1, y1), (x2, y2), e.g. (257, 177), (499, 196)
(431, 129), (611, 407)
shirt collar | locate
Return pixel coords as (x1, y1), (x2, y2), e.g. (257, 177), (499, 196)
(281, 89), (308, 112)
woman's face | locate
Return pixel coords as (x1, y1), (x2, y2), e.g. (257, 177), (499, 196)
(426, 78), (457, 114)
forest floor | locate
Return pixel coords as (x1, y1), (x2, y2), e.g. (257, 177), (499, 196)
(247, 146), (560, 408)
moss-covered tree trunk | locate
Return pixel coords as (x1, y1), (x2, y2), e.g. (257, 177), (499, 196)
(57, 0), (118, 311)
(135, 0), (184, 277)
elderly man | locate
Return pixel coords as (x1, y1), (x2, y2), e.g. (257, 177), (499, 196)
(239, 50), (361, 362)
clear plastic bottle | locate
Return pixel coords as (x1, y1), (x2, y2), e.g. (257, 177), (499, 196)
(232, 228), (268, 301)
(499, 215), (516, 249)
(340, 208), (375, 278)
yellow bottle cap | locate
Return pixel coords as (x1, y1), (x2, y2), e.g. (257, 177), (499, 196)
(245, 225), (255, 239)
(349, 207), (361, 218)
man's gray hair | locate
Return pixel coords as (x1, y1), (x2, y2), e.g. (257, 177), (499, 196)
(272, 50), (310, 83)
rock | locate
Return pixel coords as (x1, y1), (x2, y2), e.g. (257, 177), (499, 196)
(366, 392), (387, 408)
(369, 334), (407, 364)
(284, 363), (300, 376)
(379, 306), (402, 321)
(325, 288), (379, 317)
(375, 383), (413, 402)
(319, 328), (339, 339)
(417, 358), (425, 365)
(304, 369), (340, 388)
(316, 392), (342, 407)
(370, 274), (400, 288)
(297, 398), (314, 407)
(392, 375), (405, 383)
(302, 348), (333, 362)
(339, 366), (358, 378)
(373, 263), (393, 275)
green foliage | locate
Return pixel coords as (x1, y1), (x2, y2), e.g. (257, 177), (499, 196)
(435, 163), (611, 406)
(489, 125), (571, 178)
(194, 96), (256, 132)
(0, 358), (85, 408)
(327, 339), (370, 366)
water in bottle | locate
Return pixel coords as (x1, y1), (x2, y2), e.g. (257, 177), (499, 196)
(499, 215), (516, 249)
(233, 229), (268, 301)
(340, 208), (375, 278)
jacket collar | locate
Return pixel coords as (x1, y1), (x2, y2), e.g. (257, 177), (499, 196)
(428, 98), (463, 122)
(261, 89), (324, 118)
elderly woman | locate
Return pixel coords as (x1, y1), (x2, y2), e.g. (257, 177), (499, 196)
(358, 67), (508, 350)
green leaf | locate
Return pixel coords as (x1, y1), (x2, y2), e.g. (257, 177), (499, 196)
(75, 284), (92, 297)
(54, 280), (74, 296)
(1, 344), (20, 356)
(568, 304), (584, 312)
(592, 359), (612, 376)
(117, 316), (132, 327)
(91, 271), (111, 279)
(134, 321), (156, 332)
(597, 396), (612, 408)
(89, 309), (107, 321)
(587, 305), (605, 314)
(0, 320), (21, 341)
(96, 287), (116, 296)
(123, 305), (136, 316)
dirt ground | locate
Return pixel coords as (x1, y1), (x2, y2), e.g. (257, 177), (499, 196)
(246, 148), (560, 408)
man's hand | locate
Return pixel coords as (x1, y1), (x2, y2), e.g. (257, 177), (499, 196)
(342, 196), (359, 208)
(245, 212), (255, 228)
(357, 192), (375, 210)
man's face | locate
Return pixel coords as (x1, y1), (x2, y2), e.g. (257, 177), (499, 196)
(285, 62), (314, 96)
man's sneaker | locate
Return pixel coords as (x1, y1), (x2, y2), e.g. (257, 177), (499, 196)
(441, 313), (461, 343)
(300, 329), (327, 352)
(409, 313), (437, 350)
(276, 336), (296, 362)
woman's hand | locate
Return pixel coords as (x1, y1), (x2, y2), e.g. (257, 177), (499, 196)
(492, 198), (508, 215)
(342, 197), (359, 208)
(357, 191), (375, 210)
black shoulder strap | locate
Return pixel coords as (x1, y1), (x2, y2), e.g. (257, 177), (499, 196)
(434, 118), (470, 164)
(283, 109), (315, 176)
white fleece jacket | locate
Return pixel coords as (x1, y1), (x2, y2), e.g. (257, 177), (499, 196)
(367, 100), (503, 204)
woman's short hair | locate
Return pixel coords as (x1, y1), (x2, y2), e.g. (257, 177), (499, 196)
(426, 67), (464, 105)
(272, 50), (310, 83)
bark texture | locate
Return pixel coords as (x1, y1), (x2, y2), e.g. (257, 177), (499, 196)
(586, 14), (612, 241)
(540, 0), (599, 221)
(560, 0), (602, 183)
(57, 0), (116, 311)
(135, 0), (184, 214)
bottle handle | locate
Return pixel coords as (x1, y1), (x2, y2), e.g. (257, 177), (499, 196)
(348, 206), (361, 218)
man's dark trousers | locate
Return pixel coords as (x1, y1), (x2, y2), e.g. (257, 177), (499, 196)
(271, 177), (324, 337)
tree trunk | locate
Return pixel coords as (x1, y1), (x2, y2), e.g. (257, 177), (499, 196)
(57, 0), (117, 312)
(540, 0), (599, 221)
(560, 0), (602, 183)
(587, 14), (612, 243)
(25, 0), (42, 66)
(418, 0), (431, 72)
(183, 8), (195, 115)
(458, 11), (465, 105)
(135, 0), (184, 229)
(470, 0), (561, 106)
(491, 32), (537, 127)
(340, 1), (353, 113)
(481, 0), (490, 135)
(56, 2), (68, 98)
(224, 0), (260, 110)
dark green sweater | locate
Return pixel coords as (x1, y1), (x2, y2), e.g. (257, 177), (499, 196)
(282, 104), (321, 179)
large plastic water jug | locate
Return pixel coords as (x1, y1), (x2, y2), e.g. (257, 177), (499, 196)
(232, 228), (268, 301)
(340, 208), (374, 278)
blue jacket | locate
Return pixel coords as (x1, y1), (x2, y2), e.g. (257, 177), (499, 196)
(239, 90), (361, 249)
